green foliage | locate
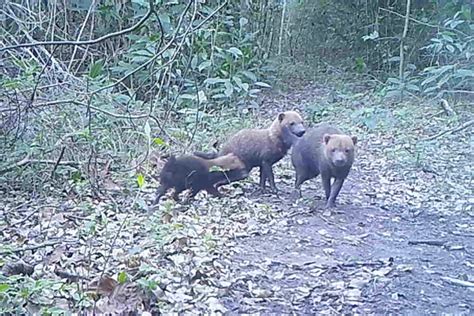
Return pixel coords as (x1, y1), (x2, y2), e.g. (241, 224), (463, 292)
(0, 276), (88, 314)
(0, 0), (273, 195)
(384, 73), (421, 99)
(419, 14), (474, 98)
(383, 9), (473, 100)
(276, 0), (473, 102)
(137, 173), (146, 189)
(351, 107), (394, 131)
(88, 60), (105, 79)
(117, 271), (128, 284)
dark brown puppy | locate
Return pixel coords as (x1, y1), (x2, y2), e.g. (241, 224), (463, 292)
(153, 153), (245, 204)
(291, 123), (357, 208)
(196, 111), (305, 193)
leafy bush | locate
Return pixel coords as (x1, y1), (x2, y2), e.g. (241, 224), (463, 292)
(419, 11), (474, 98)
(0, 0), (272, 194)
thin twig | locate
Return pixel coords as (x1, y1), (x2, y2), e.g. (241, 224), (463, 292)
(0, 0), (155, 52)
(90, 0), (194, 95)
(13, 204), (58, 226)
(379, 7), (469, 37)
(443, 90), (474, 95)
(439, 98), (455, 116)
(399, 0), (411, 101)
(67, 0), (97, 72)
(0, 157), (79, 175)
(424, 119), (474, 141)
(34, 99), (150, 119)
(0, 240), (72, 256)
(29, 45), (59, 104)
(50, 146), (66, 179)
(441, 276), (474, 288)
(408, 240), (445, 246)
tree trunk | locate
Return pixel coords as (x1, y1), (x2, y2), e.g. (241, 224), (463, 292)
(399, 0), (411, 100)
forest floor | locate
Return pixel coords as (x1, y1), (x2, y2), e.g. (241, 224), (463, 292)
(218, 80), (474, 315)
(1, 77), (473, 314)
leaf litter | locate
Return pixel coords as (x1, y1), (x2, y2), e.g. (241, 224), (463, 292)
(0, 80), (473, 314)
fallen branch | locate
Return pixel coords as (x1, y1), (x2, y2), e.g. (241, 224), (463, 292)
(424, 119), (474, 141)
(439, 98), (455, 116)
(0, 157), (79, 175)
(338, 258), (393, 268)
(0, 240), (65, 256)
(443, 90), (474, 95)
(55, 269), (90, 282)
(0, 154), (31, 174)
(408, 240), (445, 246)
(441, 276), (474, 288)
(451, 231), (474, 238)
(13, 204), (58, 226)
(303, 258), (394, 271)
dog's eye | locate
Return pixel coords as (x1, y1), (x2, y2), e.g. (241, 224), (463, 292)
(331, 148), (336, 153)
(290, 122), (295, 126)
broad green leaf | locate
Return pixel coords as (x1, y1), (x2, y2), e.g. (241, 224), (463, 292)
(204, 78), (226, 85)
(159, 13), (172, 33)
(441, 33), (454, 43)
(423, 86), (439, 94)
(387, 77), (401, 84)
(179, 94), (196, 100)
(197, 90), (207, 104)
(89, 60), (103, 79)
(241, 70), (257, 82)
(198, 61), (212, 72)
(0, 284), (9, 292)
(437, 74), (451, 87)
(211, 93), (227, 99)
(239, 17), (248, 28)
(406, 84), (420, 92)
(191, 56), (198, 69)
(118, 271), (128, 284)
(249, 88), (261, 96)
(224, 80), (234, 97)
(133, 49), (153, 57)
(137, 173), (145, 189)
(387, 56), (401, 62)
(144, 121), (151, 139)
(385, 89), (402, 98)
(153, 137), (167, 146)
(228, 47), (243, 57)
(430, 64), (455, 75)
(421, 75), (439, 86)
(255, 81), (271, 88)
(362, 30), (379, 41)
(454, 69), (474, 78)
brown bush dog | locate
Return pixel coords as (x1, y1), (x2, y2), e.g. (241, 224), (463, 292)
(153, 153), (246, 204)
(291, 123), (357, 208)
(195, 111), (306, 193)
